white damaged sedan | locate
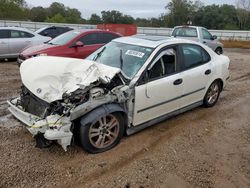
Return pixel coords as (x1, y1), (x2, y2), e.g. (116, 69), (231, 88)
(7, 36), (230, 153)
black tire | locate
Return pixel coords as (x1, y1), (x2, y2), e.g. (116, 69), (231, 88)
(215, 47), (223, 55)
(79, 112), (124, 153)
(203, 81), (222, 107)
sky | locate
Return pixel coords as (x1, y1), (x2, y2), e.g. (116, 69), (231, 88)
(25, 0), (236, 19)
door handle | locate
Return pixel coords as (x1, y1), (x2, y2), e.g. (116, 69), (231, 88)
(205, 69), (211, 75)
(203, 41), (206, 44)
(173, 79), (183, 85)
(25, 41), (31, 43)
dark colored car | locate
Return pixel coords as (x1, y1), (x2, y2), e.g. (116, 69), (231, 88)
(18, 29), (122, 65)
(35, 26), (73, 39)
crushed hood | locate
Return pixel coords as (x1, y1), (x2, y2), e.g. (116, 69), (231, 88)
(20, 56), (121, 103)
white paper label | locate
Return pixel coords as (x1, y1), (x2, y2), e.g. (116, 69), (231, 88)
(125, 50), (145, 58)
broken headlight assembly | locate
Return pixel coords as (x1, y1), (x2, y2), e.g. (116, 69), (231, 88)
(62, 89), (89, 105)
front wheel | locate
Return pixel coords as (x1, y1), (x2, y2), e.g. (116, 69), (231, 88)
(203, 81), (221, 107)
(215, 48), (223, 55)
(79, 112), (124, 153)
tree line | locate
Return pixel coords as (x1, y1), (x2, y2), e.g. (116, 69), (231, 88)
(0, 0), (250, 30)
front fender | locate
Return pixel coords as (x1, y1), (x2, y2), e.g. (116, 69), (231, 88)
(79, 103), (127, 128)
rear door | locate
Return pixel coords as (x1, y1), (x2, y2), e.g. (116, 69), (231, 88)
(8, 30), (35, 56)
(179, 44), (212, 108)
(133, 46), (183, 126)
(0, 29), (10, 57)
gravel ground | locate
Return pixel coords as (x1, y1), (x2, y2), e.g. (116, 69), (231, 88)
(0, 48), (249, 188)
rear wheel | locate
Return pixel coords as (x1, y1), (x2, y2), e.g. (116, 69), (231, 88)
(79, 112), (124, 153)
(203, 81), (221, 107)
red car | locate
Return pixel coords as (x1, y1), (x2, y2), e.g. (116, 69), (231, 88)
(18, 29), (122, 65)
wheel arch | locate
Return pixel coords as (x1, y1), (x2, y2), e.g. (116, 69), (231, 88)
(213, 78), (224, 91)
(78, 103), (128, 132)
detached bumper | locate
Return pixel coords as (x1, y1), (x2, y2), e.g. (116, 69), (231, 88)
(7, 98), (73, 151)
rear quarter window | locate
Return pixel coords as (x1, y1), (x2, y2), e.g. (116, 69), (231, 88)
(172, 27), (198, 37)
(10, 30), (34, 38)
(21, 31), (34, 38)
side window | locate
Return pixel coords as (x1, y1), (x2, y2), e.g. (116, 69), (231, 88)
(100, 33), (119, 44)
(20, 31), (34, 38)
(10, 30), (34, 38)
(10, 30), (21, 38)
(181, 44), (210, 70)
(0, 30), (9, 39)
(79, 33), (100, 45)
(148, 48), (176, 80)
(202, 29), (212, 40)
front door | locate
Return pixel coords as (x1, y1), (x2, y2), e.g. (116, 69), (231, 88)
(133, 47), (183, 126)
(201, 28), (217, 51)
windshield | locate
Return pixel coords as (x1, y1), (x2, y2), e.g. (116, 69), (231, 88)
(48, 30), (79, 45)
(86, 42), (154, 78)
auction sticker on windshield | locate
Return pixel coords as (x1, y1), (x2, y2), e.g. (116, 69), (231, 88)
(125, 50), (145, 58)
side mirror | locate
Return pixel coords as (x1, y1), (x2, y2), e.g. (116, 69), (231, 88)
(72, 41), (84, 48)
(212, 35), (217, 40)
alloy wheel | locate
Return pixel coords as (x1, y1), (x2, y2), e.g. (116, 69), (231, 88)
(88, 114), (120, 149)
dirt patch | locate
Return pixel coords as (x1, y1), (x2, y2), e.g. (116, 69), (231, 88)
(221, 40), (250, 49)
(0, 49), (249, 188)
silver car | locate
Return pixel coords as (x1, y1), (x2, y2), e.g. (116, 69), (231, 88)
(171, 26), (224, 54)
(0, 27), (51, 59)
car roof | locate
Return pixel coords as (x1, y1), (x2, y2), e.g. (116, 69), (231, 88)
(0, 26), (33, 33)
(173, 25), (201, 29)
(68, 29), (122, 36)
(113, 35), (192, 48)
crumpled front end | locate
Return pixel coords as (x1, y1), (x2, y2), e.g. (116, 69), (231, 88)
(7, 56), (131, 151)
(8, 97), (73, 151)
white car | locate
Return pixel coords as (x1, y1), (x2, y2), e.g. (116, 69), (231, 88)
(0, 27), (51, 59)
(7, 36), (230, 153)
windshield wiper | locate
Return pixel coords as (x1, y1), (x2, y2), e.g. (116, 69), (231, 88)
(94, 46), (106, 61)
(120, 49), (123, 70)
